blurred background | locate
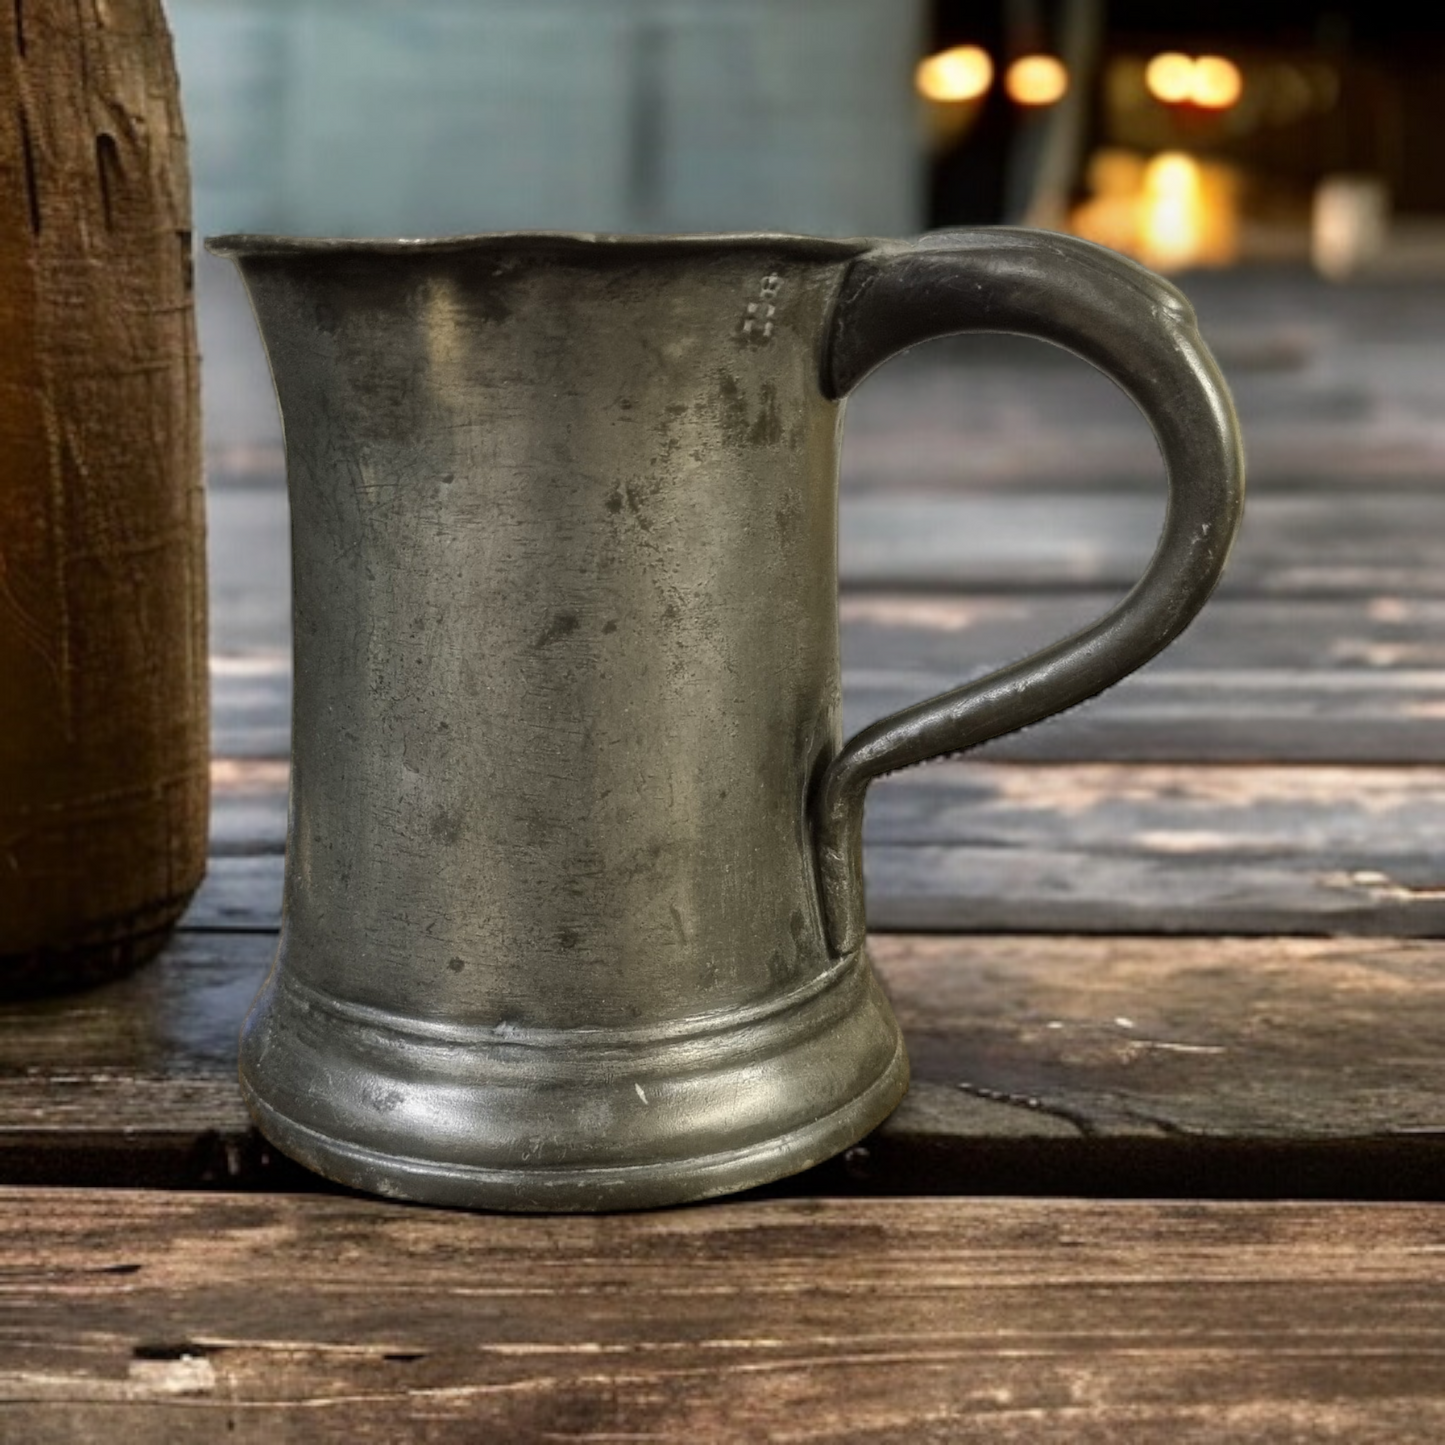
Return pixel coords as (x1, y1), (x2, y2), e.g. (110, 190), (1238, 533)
(171, 0), (1445, 266)
(186, 0), (1445, 788)
(173, 0), (925, 241)
(175, 0), (1445, 474)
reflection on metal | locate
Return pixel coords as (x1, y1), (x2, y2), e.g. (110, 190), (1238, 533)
(210, 227), (1242, 1211)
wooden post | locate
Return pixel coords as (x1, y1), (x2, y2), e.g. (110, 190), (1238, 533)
(0, 0), (207, 994)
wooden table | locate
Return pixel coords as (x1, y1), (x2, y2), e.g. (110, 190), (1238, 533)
(5, 263), (1445, 1440)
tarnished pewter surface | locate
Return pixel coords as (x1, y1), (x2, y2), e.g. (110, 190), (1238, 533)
(209, 228), (1244, 1210)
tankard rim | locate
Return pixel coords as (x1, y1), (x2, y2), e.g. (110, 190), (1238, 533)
(203, 229), (874, 261)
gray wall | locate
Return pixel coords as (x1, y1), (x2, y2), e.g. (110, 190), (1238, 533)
(170, 0), (926, 239)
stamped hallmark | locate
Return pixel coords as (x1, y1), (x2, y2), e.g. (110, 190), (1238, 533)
(742, 274), (783, 341)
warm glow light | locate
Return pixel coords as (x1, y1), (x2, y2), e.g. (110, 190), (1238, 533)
(1146, 52), (1243, 110)
(915, 45), (994, 103)
(1071, 147), (1240, 272)
(1142, 152), (1205, 271)
(1150, 153), (1200, 194)
(1313, 175), (1389, 280)
(1006, 54), (1069, 106)
(1145, 52), (1195, 104)
(1191, 55), (1243, 109)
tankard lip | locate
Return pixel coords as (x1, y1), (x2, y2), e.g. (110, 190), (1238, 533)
(204, 229), (874, 261)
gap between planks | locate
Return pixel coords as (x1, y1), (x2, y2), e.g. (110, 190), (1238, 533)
(210, 483), (1445, 610)
(210, 587), (1445, 763)
(4, 933), (1445, 1199)
(200, 757), (1445, 937)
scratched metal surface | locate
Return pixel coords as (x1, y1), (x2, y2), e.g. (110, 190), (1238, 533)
(203, 227), (1241, 1209)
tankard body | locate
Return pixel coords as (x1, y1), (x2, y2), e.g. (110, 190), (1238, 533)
(214, 230), (1243, 1209)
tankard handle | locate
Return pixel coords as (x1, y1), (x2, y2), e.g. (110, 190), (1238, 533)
(814, 228), (1245, 956)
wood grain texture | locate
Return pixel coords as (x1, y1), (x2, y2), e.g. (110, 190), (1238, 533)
(208, 591), (1445, 765)
(211, 655), (289, 759)
(843, 591), (1445, 763)
(207, 480), (1445, 765)
(837, 269), (1445, 491)
(4, 930), (1445, 1197)
(841, 593), (1445, 671)
(2, 1189), (1444, 1442)
(841, 492), (1445, 596)
(212, 641), (1445, 767)
(210, 477), (1445, 604)
(0, 0), (206, 981)
(193, 758), (1445, 936)
(212, 663), (1445, 767)
(862, 761), (1445, 935)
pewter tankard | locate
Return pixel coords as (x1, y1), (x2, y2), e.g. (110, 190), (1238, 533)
(211, 229), (1244, 1210)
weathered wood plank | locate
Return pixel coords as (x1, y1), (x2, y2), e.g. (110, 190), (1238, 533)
(197, 759), (1445, 936)
(3, 1189), (1445, 1442)
(185, 856), (283, 931)
(873, 932), (1445, 1139)
(843, 586), (1445, 760)
(4, 931), (1445, 1196)
(841, 492), (1445, 596)
(211, 577), (1445, 766)
(863, 845), (1445, 935)
(840, 364), (1445, 493)
(842, 591), (1445, 763)
(862, 762), (1445, 935)
(211, 655), (289, 759)
(215, 655), (1445, 766)
(841, 592), (1445, 672)
(0, 932), (270, 1076)
(837, 271), (1445, 491)
(207, 760), (286, 856)
(208, 476), (1445, 612)
(851, 672), (1445, 764)
(207, 483), (290, 657)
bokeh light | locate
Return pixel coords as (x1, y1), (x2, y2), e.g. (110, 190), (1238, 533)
(1146, 52), (1244, 110)
(1145, 52), (1195, 105)
(915, 45), (994, 104)
(1142, 152), (1205, 270)
(1192, 56), (1243, 110)
(1006, 55), (1069, 106)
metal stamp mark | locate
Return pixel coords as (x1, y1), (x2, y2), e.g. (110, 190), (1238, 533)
(741, 274), (782, 341)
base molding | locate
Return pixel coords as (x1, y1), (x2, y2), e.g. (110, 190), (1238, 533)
(239, 950), (909, 1211)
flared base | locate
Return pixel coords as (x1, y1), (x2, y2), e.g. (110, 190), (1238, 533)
(238, 949), (908, 1211)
